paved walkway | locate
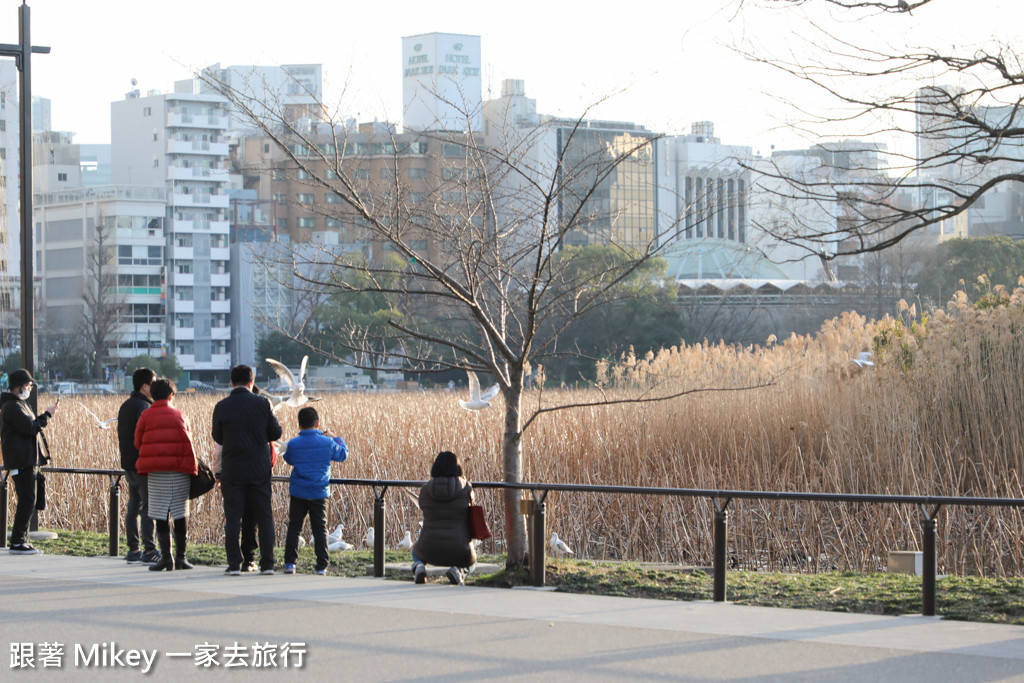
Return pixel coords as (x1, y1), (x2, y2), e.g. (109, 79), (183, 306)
(1, 554), (1023, 681)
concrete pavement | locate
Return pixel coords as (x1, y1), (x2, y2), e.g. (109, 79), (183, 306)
(1, 553), (1023, 681)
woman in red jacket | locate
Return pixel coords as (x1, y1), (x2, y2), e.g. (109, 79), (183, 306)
(135, 379), (197, 571)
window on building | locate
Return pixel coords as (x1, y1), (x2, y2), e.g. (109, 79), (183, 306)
(153, 159), (159, 167)
(272, 193), (287, 202)
(380, 168), (396, 179)
(297, 217), (316, 228)
(263, 143), (270, 153)
(57, 173), (67, 182)
(356, 169), (370, 180)
(325, 193), (343, 204)
(276, 218), (288, 230)
(296, 169), (311, 180)
(296, 193), (314, 204)
(325, 218), (343, 228)
(408, 167), (427, 179)
(0, 121), (5, 132)
(153, 133), (158, 141)
(143, 107), (152, 116)
(443, 143), (464, 157)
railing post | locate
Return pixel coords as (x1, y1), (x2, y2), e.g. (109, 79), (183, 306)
(373, 485), (387, 578)
(531, 494), (547, 587)
(713, 497), (731, 602)
(0, 470), (8, 549)
(108, 475), (121, 557)
(920, 504), (940, 617)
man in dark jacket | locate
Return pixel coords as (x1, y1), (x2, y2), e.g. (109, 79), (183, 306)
(1, 369), (59, 555)
(212, 365), (282, 575)
(117, 367), (158, 565)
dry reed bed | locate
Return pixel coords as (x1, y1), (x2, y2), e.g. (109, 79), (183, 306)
(23, 289), (1024, 575)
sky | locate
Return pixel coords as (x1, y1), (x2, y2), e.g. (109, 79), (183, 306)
(7, 0), (1024, 155)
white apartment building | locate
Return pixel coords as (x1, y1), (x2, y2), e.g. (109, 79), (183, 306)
(111, 88), (232, 376)
(34, 185), (167, 366)
(188, 63), (325, 132)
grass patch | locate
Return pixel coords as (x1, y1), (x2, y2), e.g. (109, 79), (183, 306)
(25, 530), (1024, 625)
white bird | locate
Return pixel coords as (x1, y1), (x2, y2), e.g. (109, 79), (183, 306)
(397, 530), (413, 550)
(78, 403), (118, 430)
(272, 439), (288, 460)
(298, 535), (307, 548)
(363, 526), (375, 548)
(327, 524), (345, 544)
(549, 532), (574, 557)
(459, 371), (500, 411)
(265, 356), (322, 411)
(851, 351), (875, 368)
(328, 539), (353, 552)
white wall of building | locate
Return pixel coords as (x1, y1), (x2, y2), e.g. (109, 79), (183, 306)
(402, 33), (482, 132)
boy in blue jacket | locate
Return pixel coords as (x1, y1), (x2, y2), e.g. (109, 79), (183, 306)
(283, 406), (349, 575)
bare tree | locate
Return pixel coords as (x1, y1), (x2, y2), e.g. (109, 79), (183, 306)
(734, 0), (1022, 259)
(204, 73), (770, 568)
(82, 218), (125, 381)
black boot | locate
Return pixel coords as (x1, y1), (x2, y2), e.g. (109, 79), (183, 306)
(174, 517), (192, 570)
(150, 521), (174, 571)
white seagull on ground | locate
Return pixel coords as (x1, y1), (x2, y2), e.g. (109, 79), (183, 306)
(327, 524), (345, 544)
(328, 538), (354, 552)
(265, 355), (321, 411)
(549, 532), (574, 557)
(363, 526), (375, 548)
(459, 371), (500, 411)
(397, 530), (413, 550)
(78, 403), (118, 430)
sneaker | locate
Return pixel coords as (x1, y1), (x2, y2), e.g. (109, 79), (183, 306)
(140, 549), (162, 565)
(315, 569), (327, 576)
(446, 566), (463, 585)
(413, 562), (426, 584)
(260, 568), (275, 575)
(240, 561), (258, 573)
(9, 543), (42, 556)
(283, 563), (295, 574)
(224, 567), (242, 576)
(125, 550), (144, 564)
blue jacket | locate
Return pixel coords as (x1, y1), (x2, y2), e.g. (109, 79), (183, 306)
(284, 429), (348, 499)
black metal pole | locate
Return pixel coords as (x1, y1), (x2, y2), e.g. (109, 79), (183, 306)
(108, 475), (120, 557)
(921, 505), (939, 617)
(373, 487), (386, 577)
(0, 471), (8, 548)
(531, 498), (546, 587)
(713, 498), (731, 602)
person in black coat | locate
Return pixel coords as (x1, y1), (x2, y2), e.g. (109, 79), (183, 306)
(212, 365), (282, 575)
(117, 367), (158, 564)
(411, 451), (477, 585)
(0, 369), (59, 555)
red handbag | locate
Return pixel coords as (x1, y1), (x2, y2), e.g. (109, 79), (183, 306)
(468, 505), (492, 541)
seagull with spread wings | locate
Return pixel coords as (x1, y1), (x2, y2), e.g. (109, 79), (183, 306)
(265, 356), (321, 411)
(78, 402), (118, 430)
(459, 370), (500, 411)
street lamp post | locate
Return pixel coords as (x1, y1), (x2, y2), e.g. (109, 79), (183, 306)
(0, 2), (50, 400)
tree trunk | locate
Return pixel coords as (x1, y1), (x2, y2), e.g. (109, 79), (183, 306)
(501, 374), (528, 570)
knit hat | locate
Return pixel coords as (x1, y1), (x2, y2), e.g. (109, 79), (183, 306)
(7, 369), (33, 389)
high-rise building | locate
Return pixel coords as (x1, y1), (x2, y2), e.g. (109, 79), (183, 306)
(111, 87), (232, 377)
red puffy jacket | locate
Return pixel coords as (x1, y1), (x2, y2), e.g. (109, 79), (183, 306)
(134, 399), (197, 476)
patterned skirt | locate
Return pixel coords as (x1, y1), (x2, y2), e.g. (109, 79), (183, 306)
(147, 471), (190, 520)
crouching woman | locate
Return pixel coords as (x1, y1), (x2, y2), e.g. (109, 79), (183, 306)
(411, 451), (476, 585)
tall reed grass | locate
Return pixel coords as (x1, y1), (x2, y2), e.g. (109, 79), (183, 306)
(21, 286), (1024, 575)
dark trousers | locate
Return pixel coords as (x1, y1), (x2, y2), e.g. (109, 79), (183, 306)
(241, 506), (258, 565)
(222, 479), (275, 571)
(285, 496), (328, 570)
(125, 470), (155, 553)
(10, 468), (37, 546)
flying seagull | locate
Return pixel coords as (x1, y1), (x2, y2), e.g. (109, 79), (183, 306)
(265, 355), (321, 411)
(851, 351), (875, 368)
(78, 403), (118, 430)
(459, 371), (500, 411)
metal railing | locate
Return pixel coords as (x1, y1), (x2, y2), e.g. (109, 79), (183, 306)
(3, 467), (1023, 617)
